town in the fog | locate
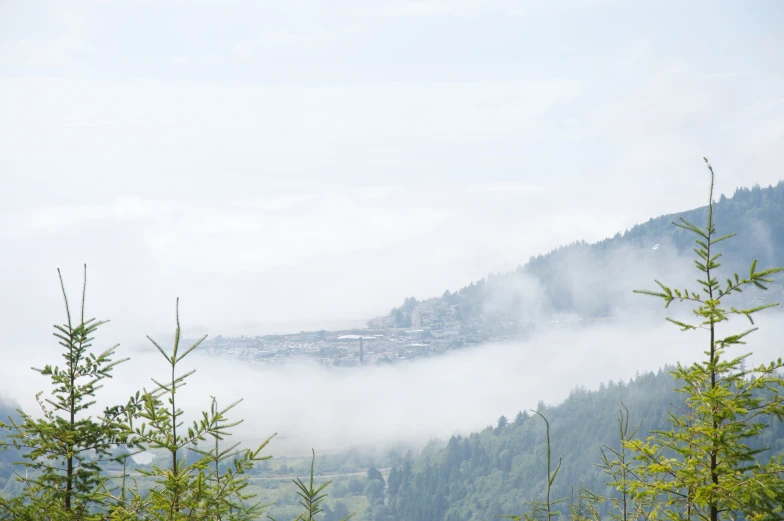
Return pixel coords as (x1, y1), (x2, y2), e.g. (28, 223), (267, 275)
(193, 298), (617, 366)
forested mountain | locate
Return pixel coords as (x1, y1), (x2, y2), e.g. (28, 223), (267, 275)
(381, 369), (784, 521)
(384, 181), (784, 329)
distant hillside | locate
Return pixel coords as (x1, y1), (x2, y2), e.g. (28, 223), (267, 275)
(0, 401), (23, 498)
(377, 181), (784, 334)
(382, 369), (784, 521)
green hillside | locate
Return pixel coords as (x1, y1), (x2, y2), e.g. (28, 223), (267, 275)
(0, 403), (23, 498)
(382, 370), (784, 521)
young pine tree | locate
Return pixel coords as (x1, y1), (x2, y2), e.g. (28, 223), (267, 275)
(2, 271), (321, 521)
(0, 266), (136, 521)
(268, 450), (355, 521)
(592, 404), (658, 521)
(104, 299), (274, 521)
(500, 411), (566, 521)
(628, 159), (784, 521)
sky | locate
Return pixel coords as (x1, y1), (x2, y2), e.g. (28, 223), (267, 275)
(1, 2), (784, 367)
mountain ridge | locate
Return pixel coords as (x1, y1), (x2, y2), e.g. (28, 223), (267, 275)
(376, 180), (784, 331)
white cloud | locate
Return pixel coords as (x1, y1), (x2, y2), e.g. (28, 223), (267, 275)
(370, 0), (526, 17)
(258, 31), (312, 48)
(0, 32), (84, 69)
(230, 41), (255, 62)
(202, 53), (225, 65)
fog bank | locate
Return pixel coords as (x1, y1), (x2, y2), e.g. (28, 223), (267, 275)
(3, 313), (782, 455)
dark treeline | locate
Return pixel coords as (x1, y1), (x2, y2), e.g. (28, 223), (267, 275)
(383, 370), (784, 521)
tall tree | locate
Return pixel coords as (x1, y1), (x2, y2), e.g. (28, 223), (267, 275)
(105, 298), (274, 520)
(496, 416), (509, 434)
(629, 159), (784, 521)
(593, 404), (658, 521)
(269, 450), (354, 521)
(0, 266), (135, 521)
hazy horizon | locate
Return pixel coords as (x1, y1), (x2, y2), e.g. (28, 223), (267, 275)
(3, 0), (784, 346)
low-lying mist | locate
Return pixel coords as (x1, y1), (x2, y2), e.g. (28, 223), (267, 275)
(3, 313), (782, 457)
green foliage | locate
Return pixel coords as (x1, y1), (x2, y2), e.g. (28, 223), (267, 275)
(495, 416), (509, 435)
(514, 411), (529, 427)
(592, 404), (658, 521)
(385, 374), (784, 521)
(321, 501), (352, 521)
(0, 266), (134, 520)
(101, 299), (274, 520)
(366, 468), (384, 485)
(268, 450), (354, 521)
(385, 370), (714, 521)
(0, 404), (22, 494)
(628, 159), (784, 521)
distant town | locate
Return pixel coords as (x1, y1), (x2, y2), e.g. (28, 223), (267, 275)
(185, 268), (783, 367)
(190, 296), (616, 366)
(193, 283), (784, 366)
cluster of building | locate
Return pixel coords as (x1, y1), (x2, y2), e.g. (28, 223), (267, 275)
(194, 279), (781, 366)
(195, 327), (465, 366)
(193, 301), (615, 366)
